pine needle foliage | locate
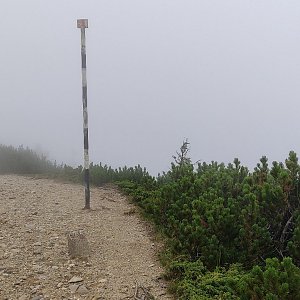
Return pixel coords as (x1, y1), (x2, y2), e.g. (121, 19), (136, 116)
(118, 142), (300, 299)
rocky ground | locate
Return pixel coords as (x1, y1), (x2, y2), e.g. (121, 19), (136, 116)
(0, 175), (173, 300)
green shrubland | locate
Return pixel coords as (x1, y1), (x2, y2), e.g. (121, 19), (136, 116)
(2, 142), (300, 299)
(117, 141), (300, 299)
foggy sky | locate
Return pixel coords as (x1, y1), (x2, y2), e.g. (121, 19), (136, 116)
(1, 1), (300, 175)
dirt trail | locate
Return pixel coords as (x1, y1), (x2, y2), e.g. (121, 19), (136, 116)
(0, 175), (173, 300)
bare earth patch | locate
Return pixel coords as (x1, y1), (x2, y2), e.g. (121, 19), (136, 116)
(0, 175), (173, 300)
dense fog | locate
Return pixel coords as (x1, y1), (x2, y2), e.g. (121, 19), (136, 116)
(1, 1), (300, 174)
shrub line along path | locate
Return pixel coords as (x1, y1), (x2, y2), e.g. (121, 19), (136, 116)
(0, 175), (173, 300)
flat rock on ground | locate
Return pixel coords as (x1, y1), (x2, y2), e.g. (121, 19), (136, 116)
(0, 175), (173, 300)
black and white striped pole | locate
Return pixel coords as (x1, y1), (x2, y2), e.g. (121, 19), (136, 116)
(77, 19), (90, 209)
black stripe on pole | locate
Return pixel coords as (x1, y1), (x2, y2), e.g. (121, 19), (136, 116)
(84, 128), (89, 149)
(82, 53), (87, 69)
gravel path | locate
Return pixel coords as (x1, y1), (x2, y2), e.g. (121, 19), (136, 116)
(0, 175), (172, 300)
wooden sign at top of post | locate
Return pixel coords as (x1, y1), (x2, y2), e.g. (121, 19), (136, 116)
(77, 19), (88, 28)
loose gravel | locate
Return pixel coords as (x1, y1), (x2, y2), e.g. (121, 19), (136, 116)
(0, 175), (173, 300)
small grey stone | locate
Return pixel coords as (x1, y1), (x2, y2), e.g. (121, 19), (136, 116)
(11, 248), (20, 254)
(69, 276), (83, 283)
(99, 279), (107, 284)
(37, 275), (48, 280)
(31, 296), (43, 300)
(77, 284), (89, 295)
(69, 283), (80, 293)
